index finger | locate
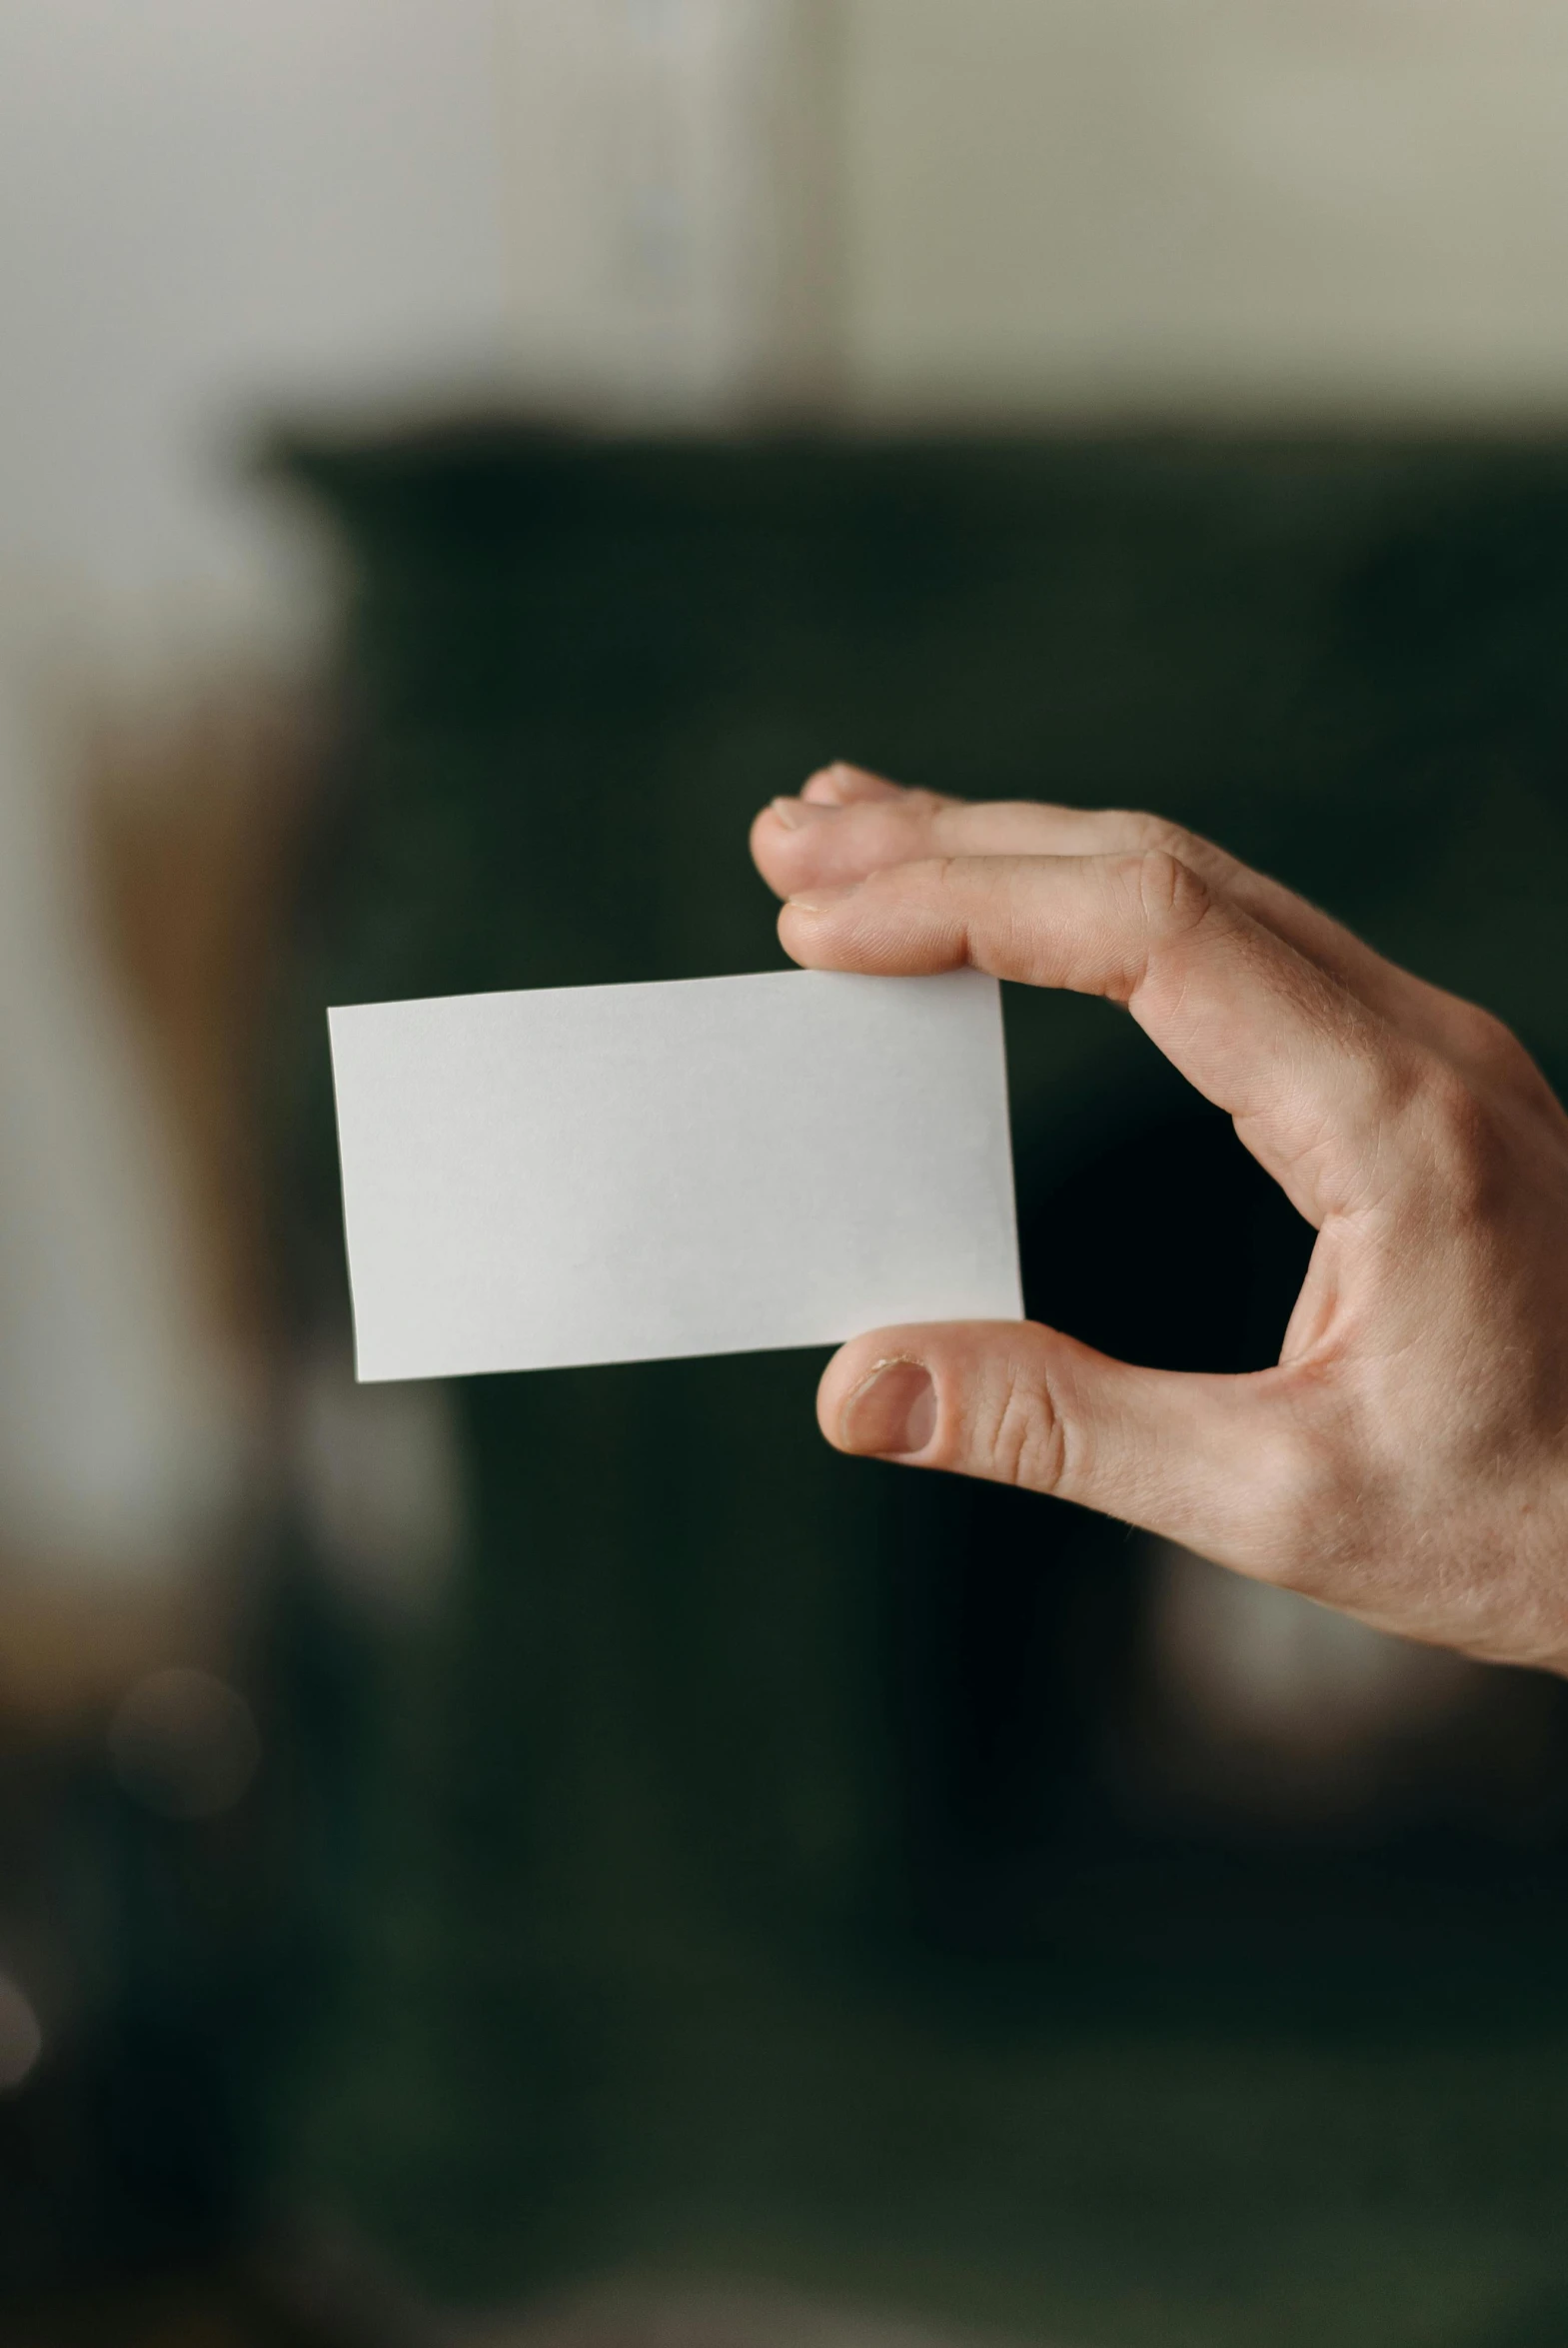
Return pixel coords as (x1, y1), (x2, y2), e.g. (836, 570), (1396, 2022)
(781, 850), (1419, 1226)
(755, 789), (1469, 1058)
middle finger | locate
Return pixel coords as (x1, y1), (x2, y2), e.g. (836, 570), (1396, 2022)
(752, 790), (1461, 1053)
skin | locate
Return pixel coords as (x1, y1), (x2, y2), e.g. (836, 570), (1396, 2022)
(750, 762), (1568, 1676)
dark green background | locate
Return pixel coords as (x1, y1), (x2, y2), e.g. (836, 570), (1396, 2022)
(266, 430), (1568, 2347)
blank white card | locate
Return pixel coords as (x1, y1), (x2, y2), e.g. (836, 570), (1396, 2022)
(329, 967), (1021, 1381)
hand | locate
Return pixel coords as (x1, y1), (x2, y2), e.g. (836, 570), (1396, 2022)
(751, 763), (1568, 1675)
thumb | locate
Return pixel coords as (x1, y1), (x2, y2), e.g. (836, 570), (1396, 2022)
(818, 1320), (1317, 1579)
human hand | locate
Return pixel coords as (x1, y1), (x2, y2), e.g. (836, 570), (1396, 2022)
(751, 763), (1568, 1674)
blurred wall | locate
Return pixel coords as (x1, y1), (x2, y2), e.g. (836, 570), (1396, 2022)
(496, 0), (1568, 427)
(842, 0), (1568, 423)
(3, 0), (1568, 1644)
(0, 0), (508, 1637)
(0, 0), (508, 661)
(8, 0), (1568, 660)
(502, 0), (842, 419)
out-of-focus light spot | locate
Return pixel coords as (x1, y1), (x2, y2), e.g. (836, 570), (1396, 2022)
(293, 1352), (465, 1614)
(1149, 1539), (1478, 1753)
(0, 1973), (43, 2093)
(107, 1667), (260, 1819)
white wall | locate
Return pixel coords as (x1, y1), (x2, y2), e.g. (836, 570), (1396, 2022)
(493, 0), (1568, 426)
(0, 1), (510, 1591)
(0, 0), (509, 661)
(502, 0), (841, 421)
(841, 0), (1568, 423)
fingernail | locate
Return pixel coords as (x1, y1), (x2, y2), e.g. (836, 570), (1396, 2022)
(769, 796), (834, 832)
(785, 881), (860, 912)
(840, 1358), (937, 1456)
(808, 763), (904, 805)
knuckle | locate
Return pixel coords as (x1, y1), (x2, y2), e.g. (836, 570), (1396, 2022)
(966, 1357), (1066, 1494)
(1412, 1059), (1508, 1212)
(1114, 814), (1244, 901)
(1118, 810), (1194, 861)
(1424, 1058), (1487, 1148)
(1450, 1000), (1527, 1079)
(1130, 845), (1212, 938)
(1243, 1411), (1354, 1582)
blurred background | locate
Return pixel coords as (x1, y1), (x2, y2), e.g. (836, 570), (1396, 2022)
(3, 4), (1568, 2344)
